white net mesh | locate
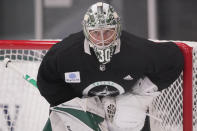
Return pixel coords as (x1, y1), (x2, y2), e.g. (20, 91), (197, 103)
(149, 74), (184, 130)
(0, 40), (196, 131)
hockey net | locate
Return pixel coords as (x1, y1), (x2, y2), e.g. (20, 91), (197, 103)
(0, 40), (196, 131)
(0, 40), (56, 131)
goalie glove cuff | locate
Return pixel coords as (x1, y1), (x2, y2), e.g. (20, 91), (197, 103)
(131, 76), (159, 95)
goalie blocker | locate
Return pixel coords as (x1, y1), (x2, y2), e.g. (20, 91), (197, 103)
(43, 77), (161, 131)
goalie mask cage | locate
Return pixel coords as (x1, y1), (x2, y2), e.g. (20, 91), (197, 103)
(0, 40), (196, 131)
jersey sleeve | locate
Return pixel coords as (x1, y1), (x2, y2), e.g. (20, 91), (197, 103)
(145, 41), (184, 91)
(37, 43), (76, 106)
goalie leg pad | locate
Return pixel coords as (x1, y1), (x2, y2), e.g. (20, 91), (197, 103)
(49, 96), (109, 131)
(112, 94), (147, 131)
(110, 92), (160, 131)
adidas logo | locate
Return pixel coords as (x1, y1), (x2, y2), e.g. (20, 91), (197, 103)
(123, 75), (133, 80)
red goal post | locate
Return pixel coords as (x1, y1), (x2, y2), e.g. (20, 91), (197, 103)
(176, 42), (193, 131)
(0, 40), (57, 49)
(0, 40), (196, 131)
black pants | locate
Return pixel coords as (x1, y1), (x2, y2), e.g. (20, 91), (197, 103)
(141, 116), (151, 131)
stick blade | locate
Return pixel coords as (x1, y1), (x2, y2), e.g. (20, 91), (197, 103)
(3, 58), (11, 68)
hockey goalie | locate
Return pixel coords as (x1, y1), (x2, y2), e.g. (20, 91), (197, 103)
(37, 2), (184, 131)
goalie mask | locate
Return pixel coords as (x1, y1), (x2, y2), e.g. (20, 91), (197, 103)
(82, 2), (121, 64)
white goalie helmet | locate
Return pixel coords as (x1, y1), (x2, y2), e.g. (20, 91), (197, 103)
(82, 2), (121, 64)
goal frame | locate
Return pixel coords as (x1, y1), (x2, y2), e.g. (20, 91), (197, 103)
(0, 40), (194, 131)
(176, 42), (193, 131)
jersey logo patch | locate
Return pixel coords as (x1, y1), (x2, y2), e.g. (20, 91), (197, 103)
(64, 71), (80, 83)
(123, 75), (133, 80)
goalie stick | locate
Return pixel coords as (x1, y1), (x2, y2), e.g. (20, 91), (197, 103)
(3, 58), (38, 88)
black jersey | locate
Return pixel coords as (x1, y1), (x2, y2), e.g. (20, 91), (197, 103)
(37, 31), (184, 106)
